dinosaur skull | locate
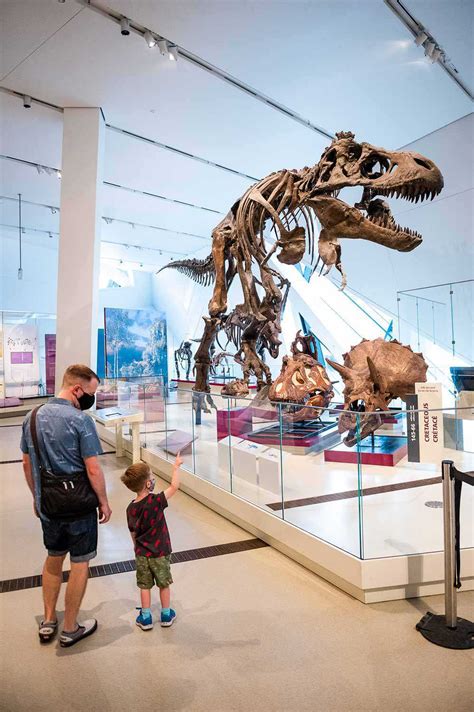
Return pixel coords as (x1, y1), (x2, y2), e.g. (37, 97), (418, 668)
(327, 338), (428, 447)
(301, 131), (443, 279)
(269, 353), (334, 420)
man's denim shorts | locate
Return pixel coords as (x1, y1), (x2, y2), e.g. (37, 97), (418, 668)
(41, 512), (98, 563)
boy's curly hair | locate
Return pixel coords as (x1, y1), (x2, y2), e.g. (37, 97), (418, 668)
(121, 462), (151, 493)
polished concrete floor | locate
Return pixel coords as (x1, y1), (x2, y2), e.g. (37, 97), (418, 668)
(1, 416), (473, 712)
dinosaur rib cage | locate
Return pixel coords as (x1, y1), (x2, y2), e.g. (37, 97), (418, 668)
(236, 169), (317, 266)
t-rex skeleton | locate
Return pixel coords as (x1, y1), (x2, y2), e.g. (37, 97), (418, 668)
(159, 131), (443, 396)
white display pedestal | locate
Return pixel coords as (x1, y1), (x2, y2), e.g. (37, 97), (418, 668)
(231, 439), (268, 487)
(217, 436), (241, 474)
(91, 407), (143, 463)
(258, 448), (284, 496)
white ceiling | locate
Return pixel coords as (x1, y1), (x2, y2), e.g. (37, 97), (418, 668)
(0, 0), (472, 270)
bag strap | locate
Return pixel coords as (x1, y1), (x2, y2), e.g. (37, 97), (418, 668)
(30, 405), (45, 469)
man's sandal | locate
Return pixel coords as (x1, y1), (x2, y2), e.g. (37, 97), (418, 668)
(38, 620), (58, 643)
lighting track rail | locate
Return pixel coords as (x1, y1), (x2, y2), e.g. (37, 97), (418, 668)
(0, 154), (221, 215)
(0, 194), (210, 241)
(0, 222), (187, 257)
(76, 0), (334, 140)
(106, 125), (259, 182)
(0, 87), (259, 183)
(384, 0), (474, 100)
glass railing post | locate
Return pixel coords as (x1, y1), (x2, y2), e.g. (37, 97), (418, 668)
(228, 396), (233, 493)
(191, 392), (196, 473)
(278, 403), (285, 521)
(356, 413), (364, 559)
(449, 283), (456, 356)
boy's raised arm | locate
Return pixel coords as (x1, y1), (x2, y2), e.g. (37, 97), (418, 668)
(164, 453), (183, 500)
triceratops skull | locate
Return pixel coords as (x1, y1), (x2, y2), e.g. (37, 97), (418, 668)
(327, 338), (428, 447)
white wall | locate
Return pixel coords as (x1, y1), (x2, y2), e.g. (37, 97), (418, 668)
(340, 113), (473, 315)
(98, 270), (153, 328)
(0, 229), (58, 313)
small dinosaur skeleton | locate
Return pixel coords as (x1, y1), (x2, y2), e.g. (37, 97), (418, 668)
(159, 131), (442, 395)
(174, 340), (193, 380)
(327, 338), (428, 446)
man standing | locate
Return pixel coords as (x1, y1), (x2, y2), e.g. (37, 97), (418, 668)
(21, 364), (112, 647)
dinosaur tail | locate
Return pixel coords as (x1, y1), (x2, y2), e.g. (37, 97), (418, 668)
(156, 254), (215, 286)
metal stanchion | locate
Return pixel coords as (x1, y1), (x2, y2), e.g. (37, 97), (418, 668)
(416, 460), (474, 649)
(442, 460), (457, 629)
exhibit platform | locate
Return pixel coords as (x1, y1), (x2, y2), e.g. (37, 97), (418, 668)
(171, 378), (257, 395)
(246, 419), (340, 455)
(324, 435), (408, 467)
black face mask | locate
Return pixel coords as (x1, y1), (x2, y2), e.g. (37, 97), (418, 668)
(77, 391), (95, 411)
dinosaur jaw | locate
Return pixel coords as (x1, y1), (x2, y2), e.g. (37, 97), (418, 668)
(355, 196), (422, 252)
(311, 193), (424, 253)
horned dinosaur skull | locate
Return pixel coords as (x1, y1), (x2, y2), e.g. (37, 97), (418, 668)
(299, 131), (444, 286)
(327, 338), (428, 447)
(269, 332), (334, 421)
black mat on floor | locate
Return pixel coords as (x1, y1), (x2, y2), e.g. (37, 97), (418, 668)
(0, 539), (268, 593)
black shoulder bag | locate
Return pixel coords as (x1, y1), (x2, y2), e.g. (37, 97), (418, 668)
(30, 406), (98, 520)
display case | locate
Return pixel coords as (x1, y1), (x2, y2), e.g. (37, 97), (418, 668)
(95, 381), (473, 563)
(0, 310), (56, 402)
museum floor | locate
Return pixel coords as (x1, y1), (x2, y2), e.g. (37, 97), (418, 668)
(1, 416), (473, 712)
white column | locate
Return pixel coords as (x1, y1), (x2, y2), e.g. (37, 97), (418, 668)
(55, 108), (105, 389)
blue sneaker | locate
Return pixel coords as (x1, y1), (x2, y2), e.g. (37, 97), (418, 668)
(135, 608), (153, 631)
(160, 609), (176, 627)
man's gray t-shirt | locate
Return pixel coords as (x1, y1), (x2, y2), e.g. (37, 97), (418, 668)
(21, 398), (103, 507)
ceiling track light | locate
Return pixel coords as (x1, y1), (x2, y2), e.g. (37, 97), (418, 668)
(424, 40), (436, 58)
(144, 30), (156, 48)
(120, 17), (130, 36)
(157, 38), (168, 55)
(430, 47), (442, 63)
(414, 30), (428, 46)
(168, 45), (178, 61)
(23, 95), (31, 109)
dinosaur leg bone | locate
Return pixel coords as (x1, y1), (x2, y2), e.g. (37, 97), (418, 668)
(209, 221), (233, 317)
(193, 316), (221, 393)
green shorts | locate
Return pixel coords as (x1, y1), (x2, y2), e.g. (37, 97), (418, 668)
(135, 554), (173, 590)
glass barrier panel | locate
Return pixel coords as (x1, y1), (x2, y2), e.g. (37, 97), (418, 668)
(139, 378), (165, 451)
(144, 386), (194, 472)
(189, 389), (232, 492)
(276, 402), (362, 556)
(360, 405), (474, 560)
(0, 310), (56, 398)
(218, 391), (282, 513)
